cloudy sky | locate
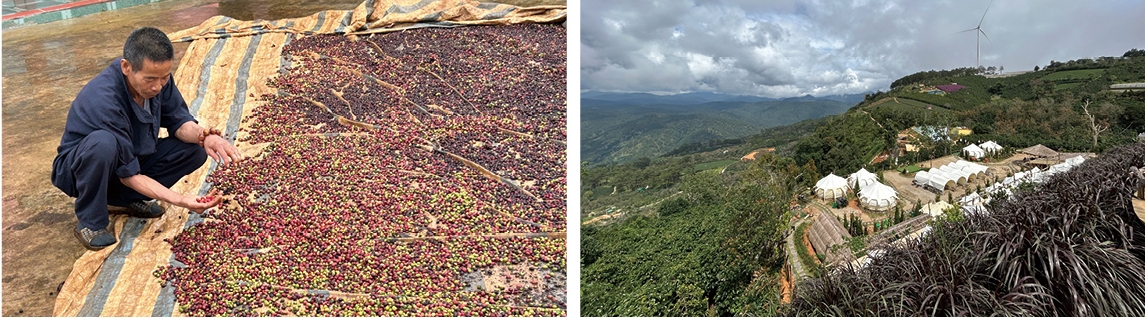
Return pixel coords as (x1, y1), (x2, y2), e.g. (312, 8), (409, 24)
(581, 0), (1145, 98)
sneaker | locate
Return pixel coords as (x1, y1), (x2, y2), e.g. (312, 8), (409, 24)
(110, 200), (166, 218)
(74, 225), (116, 250)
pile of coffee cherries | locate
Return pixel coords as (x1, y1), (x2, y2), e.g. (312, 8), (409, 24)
(157, 24), (566, 316)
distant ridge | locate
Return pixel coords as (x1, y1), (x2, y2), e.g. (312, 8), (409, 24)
(582, 91), (862, 165)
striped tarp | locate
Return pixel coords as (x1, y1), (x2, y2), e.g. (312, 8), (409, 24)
(52, 0), (564, 315)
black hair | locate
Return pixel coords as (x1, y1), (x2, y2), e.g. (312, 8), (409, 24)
(123, 27), (173, 71)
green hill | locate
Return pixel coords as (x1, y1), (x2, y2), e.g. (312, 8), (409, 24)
(582, 99), (853, 166)
(794, 52), (1145, 174)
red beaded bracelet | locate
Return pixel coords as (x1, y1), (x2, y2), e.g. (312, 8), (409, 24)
(199, 127), (222, 146)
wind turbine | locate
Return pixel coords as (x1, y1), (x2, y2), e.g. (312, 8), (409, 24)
(958, 0), (993, 67)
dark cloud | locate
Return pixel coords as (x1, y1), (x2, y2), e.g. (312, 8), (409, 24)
(581, 0), (1145, 97)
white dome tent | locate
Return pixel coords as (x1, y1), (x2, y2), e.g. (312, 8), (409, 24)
(980, 140), (1003, 154)
(848, 168), (879, 190)
(859, 182), (898, 212)
(963, 144), (985, 159)
(815, 174), (849, 200)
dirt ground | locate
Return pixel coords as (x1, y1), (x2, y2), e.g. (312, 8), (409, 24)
(1, 0), (563, 315)
(2, 2), (219, 316)
(883, 155), (1023, 211)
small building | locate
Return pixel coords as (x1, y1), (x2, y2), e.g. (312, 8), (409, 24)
(953, 126), (973, 136)
(1110, 83), (1145, 92)
(1021, 144), (1059, 158)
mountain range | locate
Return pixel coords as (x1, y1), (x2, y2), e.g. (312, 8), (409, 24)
(582, 91), (865, 165)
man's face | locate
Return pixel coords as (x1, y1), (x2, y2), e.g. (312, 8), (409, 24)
(120, 58), (172, 100)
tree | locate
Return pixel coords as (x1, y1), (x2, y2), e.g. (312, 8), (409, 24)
(1082, 99), (1109, 150)
(801, 159), (820, 190)
(633, 157), (652, 169)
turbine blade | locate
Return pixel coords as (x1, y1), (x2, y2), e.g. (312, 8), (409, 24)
(979, 29), (991, 42)
(978, 0), (994, 26)
(957, 27), (977, 34)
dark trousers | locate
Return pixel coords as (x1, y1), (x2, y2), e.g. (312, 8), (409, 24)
(51, 130), (207, 231)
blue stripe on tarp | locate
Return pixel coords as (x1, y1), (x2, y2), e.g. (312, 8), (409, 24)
(308, 11), (327, 34)
(76, 218), (147, 316)
(420, 11), (443, 22)
(481, 7), (516, 20)
(333, 10), (354, 33)
(279, 33), (294, 77)
(387, 0), (436, 16)
(227, 33), (263, 140)
(152, 32), (264, 317)
(364, 0), (376, 21)
(149, 255), (178, 316)
(188, 38), (228, 115)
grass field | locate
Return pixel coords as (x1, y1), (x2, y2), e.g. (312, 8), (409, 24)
(693, 160), (738, 172)
(1055, 82), (1084, 91)
(1041, 69), (1105, 82)
(870, 97), (953, 113)
(589, 185), (613, 199)
(899, 165), (923, 174)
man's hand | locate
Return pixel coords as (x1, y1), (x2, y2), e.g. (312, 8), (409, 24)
(180, 189), (223, 213)
(203, 134), (245, 165)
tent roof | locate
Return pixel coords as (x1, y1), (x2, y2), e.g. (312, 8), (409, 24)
(848, 168), (878, 187)
(1022, 144), (1059, 158)
(859, 182), (898, 200)
(963, 144), (984, 153)
(816, 173), (848, 190)
(980, 140), (1003, 151)
(921, 201), (955, 217)
(850, 168), (876, 180)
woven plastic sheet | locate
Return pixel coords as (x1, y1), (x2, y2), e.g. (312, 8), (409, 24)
(53, 0), (565, 315)
(166, 0), (566, 42)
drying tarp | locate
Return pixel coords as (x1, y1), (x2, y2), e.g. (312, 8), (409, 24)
(166, 0), (566, 42)
(54, 0), (565, 316)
